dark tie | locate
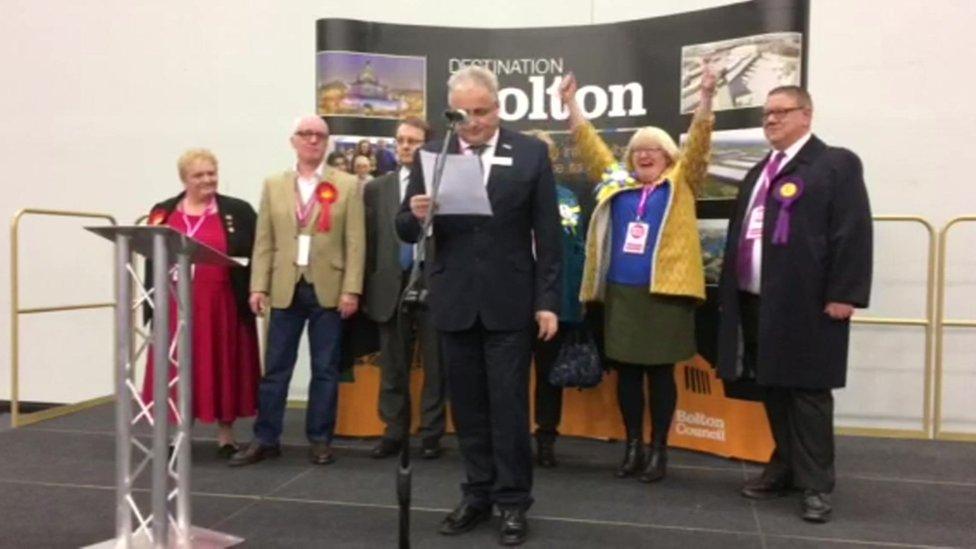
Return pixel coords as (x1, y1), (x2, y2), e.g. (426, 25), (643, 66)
(736, 151), (787, 290)
(468, 143), (488, 175)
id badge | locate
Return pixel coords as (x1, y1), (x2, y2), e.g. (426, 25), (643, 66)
(296, 234), (311, 266)
(745, 206), (764, 240)
(623, 221), (650, 254)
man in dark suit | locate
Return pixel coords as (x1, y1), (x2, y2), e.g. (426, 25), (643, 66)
(396, 66), (561, 546)
(363, 117), (446, 460)
(717, 86), (872, 523)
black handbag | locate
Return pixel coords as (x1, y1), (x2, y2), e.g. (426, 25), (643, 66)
(548, 328), (603, 389)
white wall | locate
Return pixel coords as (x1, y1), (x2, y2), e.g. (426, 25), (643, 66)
(2, 0), (974, 433)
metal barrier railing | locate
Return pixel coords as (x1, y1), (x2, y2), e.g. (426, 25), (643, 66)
(838, 216), (937, 440)
(934, 216), (976, 441)
(10, 208), (117, 427)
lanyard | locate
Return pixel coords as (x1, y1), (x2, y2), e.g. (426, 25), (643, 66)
(634, 185), (655, 220)
(295, 180), (317, 227)
(179, 197), (216, 237)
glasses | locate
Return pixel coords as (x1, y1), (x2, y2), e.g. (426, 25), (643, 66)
(295, 130), (327, 141)
(762, 106), (805, 120)
(631, 146), (665, 156)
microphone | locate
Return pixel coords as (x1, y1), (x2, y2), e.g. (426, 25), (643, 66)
(443, 109), (468, 124)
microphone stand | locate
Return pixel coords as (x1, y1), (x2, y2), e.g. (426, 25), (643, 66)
(395, 117), (462, 549)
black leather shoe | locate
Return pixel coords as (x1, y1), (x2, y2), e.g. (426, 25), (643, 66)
(371, 438), (402, 459)
(638, 445), (667, 483)
(801, 490), (832, 523)
(309, 442), (335, 465)
(228, 440), (281, 467)
(741, 468), (792, 499)
(421, 438), (443, 460)
(615, 439), (644, 478)
(536, 439), (557, 468)
(499, 508), (528, 546)
(438, 502), (491, 535)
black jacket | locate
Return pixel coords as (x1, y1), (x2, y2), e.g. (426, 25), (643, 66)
(395, 128), (562, 332)
(144, 192), (257, 323)
(717, 135), (872, 389)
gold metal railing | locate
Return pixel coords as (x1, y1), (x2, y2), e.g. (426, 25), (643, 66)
(838, 216), (937, 440)
(933, 216), (976, 441)
(9, 208), (118, 427)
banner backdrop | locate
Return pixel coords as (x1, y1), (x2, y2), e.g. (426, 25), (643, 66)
(317, 0), (808, 462)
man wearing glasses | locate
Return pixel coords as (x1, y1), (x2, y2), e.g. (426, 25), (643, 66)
(231, 115), (365, 467)
(717, 87), (873, 523)
(362, 117), (447, 461)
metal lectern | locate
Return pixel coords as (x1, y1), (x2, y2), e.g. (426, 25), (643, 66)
(85, 225), (244, 548)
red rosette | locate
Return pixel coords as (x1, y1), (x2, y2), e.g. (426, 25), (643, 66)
(148, 208), (167, 226)
(315, 182), (338, 232)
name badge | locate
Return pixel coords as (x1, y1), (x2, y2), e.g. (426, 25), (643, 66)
(745, 206), (764, 240)
(296, 234), (311, 266)
(490, 156), (513, 167)
(623, 221), (650, 254)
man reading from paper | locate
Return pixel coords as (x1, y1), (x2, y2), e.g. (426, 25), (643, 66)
(396, 66), (561, 546)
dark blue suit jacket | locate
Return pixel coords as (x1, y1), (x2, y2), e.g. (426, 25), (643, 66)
(395, 127), (562, 332)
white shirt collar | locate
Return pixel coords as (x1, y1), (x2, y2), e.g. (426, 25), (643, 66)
(774, 131), (813, 166)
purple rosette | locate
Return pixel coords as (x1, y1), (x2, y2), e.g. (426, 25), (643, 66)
(772, 177), (805, 245)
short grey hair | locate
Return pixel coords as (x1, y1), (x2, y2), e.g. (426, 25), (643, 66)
(447, 66), (499, 100)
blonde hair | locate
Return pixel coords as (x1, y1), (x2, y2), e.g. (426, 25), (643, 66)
(522, 129), (558, 163)
(177, 148), (218, 181)
(623, 127), (679, 173)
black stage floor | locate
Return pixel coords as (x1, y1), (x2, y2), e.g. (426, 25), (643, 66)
(1, 404), (974, 548)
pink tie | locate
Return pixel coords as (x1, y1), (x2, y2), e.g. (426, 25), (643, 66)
(736, 151), (786, 290)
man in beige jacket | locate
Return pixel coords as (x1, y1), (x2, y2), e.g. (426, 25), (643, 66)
(231, 115), (365, 467)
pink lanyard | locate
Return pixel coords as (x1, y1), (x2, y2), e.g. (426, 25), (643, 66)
(634, 185), (655, 220)
(179, 197), (216, 237)
(295, 181), (317, 227)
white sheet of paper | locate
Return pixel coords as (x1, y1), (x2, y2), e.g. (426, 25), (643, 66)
(420, 150), (493, 216)
(296, 234), (311, 266)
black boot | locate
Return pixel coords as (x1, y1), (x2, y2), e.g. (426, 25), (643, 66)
(536, 437), (557, 468)
(615, 439), (644, 478)
(639, 444), (667, 483)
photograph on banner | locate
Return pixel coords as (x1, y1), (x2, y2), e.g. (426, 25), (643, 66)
(681, 127), (766, 200)
(545, 127), (639, 179)
(330, 134), (397, 172)
(698, 218), (728, 287)
(680, 32), (802, 114)
(317, 51), (426, 119)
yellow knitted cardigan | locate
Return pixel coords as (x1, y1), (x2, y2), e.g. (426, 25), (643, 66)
(576, 114), (713, 303)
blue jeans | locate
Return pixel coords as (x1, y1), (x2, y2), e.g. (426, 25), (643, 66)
(253, 281), (342, 445)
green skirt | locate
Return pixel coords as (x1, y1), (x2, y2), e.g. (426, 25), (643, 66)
(604, 283), (696, 365)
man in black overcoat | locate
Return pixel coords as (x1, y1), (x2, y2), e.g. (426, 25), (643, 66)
(717, 86), (872, 523)
(396, 66), (561, 546)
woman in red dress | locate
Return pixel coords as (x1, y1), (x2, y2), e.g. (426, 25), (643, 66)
(142, 149), (261, 458)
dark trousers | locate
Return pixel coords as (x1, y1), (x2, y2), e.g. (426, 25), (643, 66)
(532, 324), (569, 443)
(441, 320), (534, 511)
(254, 280), (342, 445)
(377, 274), (446, 442)
(614, 362), (677, 445)
(740, 292), (836, 493)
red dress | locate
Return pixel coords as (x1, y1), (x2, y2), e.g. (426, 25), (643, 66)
(142, 209), (260, 424)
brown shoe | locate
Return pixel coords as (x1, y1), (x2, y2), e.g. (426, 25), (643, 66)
(228, 440), (281, 467)
(309, 442), (335, 465)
